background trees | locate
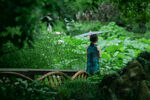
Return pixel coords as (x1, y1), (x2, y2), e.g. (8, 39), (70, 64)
(0, 0), (43, 47)
(0, 0), (150, 53)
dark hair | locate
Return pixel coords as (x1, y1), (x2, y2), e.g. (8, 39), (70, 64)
(90, 34), (98, 43)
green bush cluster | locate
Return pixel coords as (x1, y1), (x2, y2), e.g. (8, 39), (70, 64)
(136, 51), (150, 74)
(0, 24), (88, 69)
(55, 80), (99, 100)
(0, 79), (100, 100)
(99, 22), (126, 39)
(0, 80), (55, 100)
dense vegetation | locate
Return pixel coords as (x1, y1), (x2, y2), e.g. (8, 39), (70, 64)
(0, 0), (150, 50)
(0, 22), (150, 70)
(0, 0), (150, 100)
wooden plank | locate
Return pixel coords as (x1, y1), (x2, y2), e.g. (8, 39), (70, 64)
(0, 68), (79, 79)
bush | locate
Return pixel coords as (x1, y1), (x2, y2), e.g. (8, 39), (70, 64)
(0, 25), (88, 69)
(56, 80), (99, 100)
(0, 80), (56, 100)
(136, 51), (150, 74)
(99, 22), (128, 39)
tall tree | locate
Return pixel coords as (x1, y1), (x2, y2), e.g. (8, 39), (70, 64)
(0, 0), (43, 48)
(113, 0), (150, 32)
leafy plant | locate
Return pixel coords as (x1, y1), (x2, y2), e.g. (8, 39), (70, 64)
(56, 80), (99, 100)
(0, 80), (56, 100)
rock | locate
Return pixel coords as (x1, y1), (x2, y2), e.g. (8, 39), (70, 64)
(99, 60), (150, 100)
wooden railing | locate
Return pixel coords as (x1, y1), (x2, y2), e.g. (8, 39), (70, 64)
(37, 71), (70, 87)
(0, 68), (79, 79)
(0, 69), (89, 87)
(72, 71), (89, 80)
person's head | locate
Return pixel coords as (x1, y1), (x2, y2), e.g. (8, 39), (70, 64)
(90, 34), (98, 43)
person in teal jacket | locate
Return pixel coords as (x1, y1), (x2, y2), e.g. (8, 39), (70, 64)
(86, 34), (101, 75)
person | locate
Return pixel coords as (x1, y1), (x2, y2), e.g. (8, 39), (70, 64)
(86, 34), (101, 75)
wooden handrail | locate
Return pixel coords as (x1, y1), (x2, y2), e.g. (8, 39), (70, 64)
(0, 72), (33, 85)
(37, 71), (70, 87)
(0, 68), (79, 79)
(0, 72), (33, 81)
(72, 70), (89, 80)
(37, 71), (70, 81)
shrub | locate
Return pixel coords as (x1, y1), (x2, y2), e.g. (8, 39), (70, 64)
(56, 80), (99, 100)
(136, 51), (150, 74)
(99, 22), (127, 39)
(0, 80), (56, 100)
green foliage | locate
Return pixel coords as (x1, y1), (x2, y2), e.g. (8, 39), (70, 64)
(0, 0), (150, 53)
(113, 0), (150, 24)
(0, 24), (88, 69)
(136, 51), (150, 74)
(64, 0), (150, 33)
(67, 21), (102, 36)
(99, 22), (131, 39)
(0, 22), (150, 71)
(0, 79), (99, 100)
(53, 21), (67, 33)
(0, 80), (55, 100)
(56, 80), (99, 100)
(144, 31), (150, 39)
(0, 0), (43, 49)
(64, 0), (101, 13)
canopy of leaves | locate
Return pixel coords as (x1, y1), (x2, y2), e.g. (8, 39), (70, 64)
(0, 0), (43, 50)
